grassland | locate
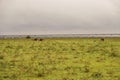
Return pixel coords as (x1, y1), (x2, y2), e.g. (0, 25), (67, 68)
(0, 38), (120, 80)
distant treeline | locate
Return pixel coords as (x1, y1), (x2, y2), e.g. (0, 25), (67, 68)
(0, 34), (120, 39)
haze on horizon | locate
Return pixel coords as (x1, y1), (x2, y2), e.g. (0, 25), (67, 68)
(0, 0), (120, 35)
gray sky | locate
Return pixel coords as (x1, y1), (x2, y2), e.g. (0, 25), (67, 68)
(0, 0), (120, 35)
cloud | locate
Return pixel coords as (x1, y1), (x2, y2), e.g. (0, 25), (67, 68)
(0, 0), (120, 34)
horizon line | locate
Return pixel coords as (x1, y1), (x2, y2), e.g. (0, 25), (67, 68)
(0, 33), (120, 36)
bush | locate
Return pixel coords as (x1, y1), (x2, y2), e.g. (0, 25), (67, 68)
(26, 35), (31, 39)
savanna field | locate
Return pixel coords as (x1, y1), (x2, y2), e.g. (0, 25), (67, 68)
(0, 38), (120, 80)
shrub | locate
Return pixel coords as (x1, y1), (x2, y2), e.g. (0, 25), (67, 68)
(26, 35), (31, 39)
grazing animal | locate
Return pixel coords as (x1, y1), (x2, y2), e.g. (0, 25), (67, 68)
(33, 38), (43, 41)
(39, 39), (43, 41)
(34, 38), (38, 41)
(100, 38), (104, 41)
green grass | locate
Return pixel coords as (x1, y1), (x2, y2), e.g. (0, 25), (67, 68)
(0, 38), (120, 80)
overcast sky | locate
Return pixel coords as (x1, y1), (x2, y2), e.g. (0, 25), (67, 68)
(0, 0), (120, 35)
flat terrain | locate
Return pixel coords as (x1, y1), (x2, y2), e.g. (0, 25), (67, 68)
(0, 38), (120, 80)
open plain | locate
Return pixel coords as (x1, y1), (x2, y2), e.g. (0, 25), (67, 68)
(0, 38), (120, 80)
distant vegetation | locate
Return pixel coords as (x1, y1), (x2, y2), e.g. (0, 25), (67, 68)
(0, 34), (120, 39)
(26, 35), (31, 39)
(0, 38), (120, 80)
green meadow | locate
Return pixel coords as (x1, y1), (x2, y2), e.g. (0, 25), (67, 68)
(0, 38), (120, 80)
